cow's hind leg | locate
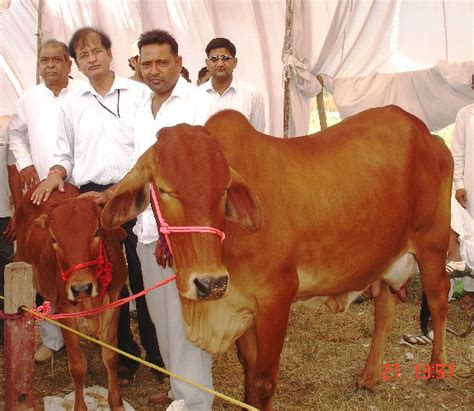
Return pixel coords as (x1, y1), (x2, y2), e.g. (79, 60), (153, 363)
(357, 281), (397, 391)
(62, 321), (88, 411)
(416, 250), (449, 368)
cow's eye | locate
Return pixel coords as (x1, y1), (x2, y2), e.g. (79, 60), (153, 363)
(158, 187), (175, 199)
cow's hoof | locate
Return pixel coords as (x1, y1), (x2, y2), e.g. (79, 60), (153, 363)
(356, 375), (377, 392)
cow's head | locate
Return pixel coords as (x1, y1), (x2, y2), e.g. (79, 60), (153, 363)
(36, 198), (125, 302)
(101, 124), (262, 301)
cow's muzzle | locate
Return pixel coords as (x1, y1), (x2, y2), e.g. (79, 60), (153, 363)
(68, 281), (98, 301)
(193, 275), (229, 300)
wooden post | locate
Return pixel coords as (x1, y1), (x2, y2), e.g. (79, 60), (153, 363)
(3, 262), (35, 411)
(35, 0), (44, 85)
(283, 0), (294, 138)
(316, 75), (327, 130)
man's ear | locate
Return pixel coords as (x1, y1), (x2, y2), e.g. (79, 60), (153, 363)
(225, 168), (262, 232)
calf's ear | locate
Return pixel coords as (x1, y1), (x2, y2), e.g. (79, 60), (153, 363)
(101, 152), (154, 229)
(225, 168), (262, 232)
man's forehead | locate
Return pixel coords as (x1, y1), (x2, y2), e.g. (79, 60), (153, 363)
(40, 44), (66, 58)
(76, 32), (103, 51)
(141, 43), (176, 59)
(208, 47), (232, 56)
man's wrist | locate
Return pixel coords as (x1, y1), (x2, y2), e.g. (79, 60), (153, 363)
(48, 168), (64, 180)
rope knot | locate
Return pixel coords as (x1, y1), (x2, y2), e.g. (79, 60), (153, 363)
(35, 301), (52, 320)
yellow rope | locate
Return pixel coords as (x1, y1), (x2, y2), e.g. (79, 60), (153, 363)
(0, 296), (258, 410)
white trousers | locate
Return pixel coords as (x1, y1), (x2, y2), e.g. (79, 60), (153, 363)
(137, 241), (213, 411)
(451, 198), (474, 292)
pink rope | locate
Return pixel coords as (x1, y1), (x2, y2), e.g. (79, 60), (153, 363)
(33, 274), (176, 320)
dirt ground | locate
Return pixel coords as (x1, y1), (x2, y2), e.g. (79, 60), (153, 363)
(1, 276), (473, 410)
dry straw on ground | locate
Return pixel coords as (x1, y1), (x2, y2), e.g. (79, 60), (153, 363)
(0, 275), (472, 410)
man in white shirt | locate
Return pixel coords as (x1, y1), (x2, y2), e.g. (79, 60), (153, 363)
(32, 27), (162, 385)
(449, 102), (474, 308)
(8, 40), (82, 190)
(0, 116), (21, 342)
(200, 37), (265, 132)
(8, 40), (81, 362)
(133, 29), (213, 410)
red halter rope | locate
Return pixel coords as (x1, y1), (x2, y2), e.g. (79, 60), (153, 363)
(58, 238), (113, 300)
(149, 183), (225, 264)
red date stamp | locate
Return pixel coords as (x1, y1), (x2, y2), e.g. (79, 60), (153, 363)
(381, 363), (455, 381)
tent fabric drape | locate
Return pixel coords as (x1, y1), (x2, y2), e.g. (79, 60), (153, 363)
(1, 0), (473, 137)
(0, 0), (286, 135)
(325, 60), (474, 132)
(287, 0), (474, 136)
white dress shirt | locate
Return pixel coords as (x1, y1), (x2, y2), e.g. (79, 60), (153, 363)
(7, 80), (83, 179)
(53, 75), (149, 187)
(200, 77), (265, 132)
(451, 103), (474, 216)
(133, 76), (212, 244)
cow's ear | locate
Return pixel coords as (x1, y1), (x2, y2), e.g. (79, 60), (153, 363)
(225, 168), (262, 232)
(100, 226), (127, 242)
(34, 214), (48, 228)
(101, 153), (153, 229)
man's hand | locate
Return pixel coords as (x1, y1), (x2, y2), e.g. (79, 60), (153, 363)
(455, 188), (468, 208)
(3, 214), (16, 243)
(20, 165), (39, 191)
(31, 172), (64, 205)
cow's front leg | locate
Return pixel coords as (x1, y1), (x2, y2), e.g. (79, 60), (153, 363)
(357, 281), (397, 391)
(61, 320), (88, 411)
(96, 306), (124, 410)
(238, 279), (296, 411)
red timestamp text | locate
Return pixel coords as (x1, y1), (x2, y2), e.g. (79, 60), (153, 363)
(381, 362), (455, 381)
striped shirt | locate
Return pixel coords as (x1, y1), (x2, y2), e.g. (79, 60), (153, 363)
(52, 75), (149, 187)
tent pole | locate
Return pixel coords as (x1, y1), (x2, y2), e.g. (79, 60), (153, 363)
(35, 0), (44, 85)
(283, 0), (294, 138)
(316, 75), (327, 130)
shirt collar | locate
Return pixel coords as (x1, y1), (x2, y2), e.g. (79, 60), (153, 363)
(145, 75), (189, 106)
(82, 73), (130, 97)
(203, 77), (237, 94)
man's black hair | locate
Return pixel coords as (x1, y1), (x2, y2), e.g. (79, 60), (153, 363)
(205, 38), (236, 57)
(68, 27), (112, 60)
(138, 29), (178, 55)
(197, 66), (209, 81)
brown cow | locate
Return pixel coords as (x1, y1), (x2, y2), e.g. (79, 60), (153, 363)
(16, 182), (127, 411)
(101, 106), (452, 410)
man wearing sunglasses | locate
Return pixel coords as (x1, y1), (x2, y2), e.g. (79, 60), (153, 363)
(200, 37), (265, 132)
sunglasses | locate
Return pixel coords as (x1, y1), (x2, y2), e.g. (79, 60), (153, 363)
(208, 55), (233, 63)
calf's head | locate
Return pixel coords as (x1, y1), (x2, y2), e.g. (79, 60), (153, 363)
(36, 198), (122, 302)
(101, 124), (262, 301)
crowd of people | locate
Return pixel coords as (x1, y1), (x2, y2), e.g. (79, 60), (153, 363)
(1, 26), (266, 409)
(0, 24), (472, 409)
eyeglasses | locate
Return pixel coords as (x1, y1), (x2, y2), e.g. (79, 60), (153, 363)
(208, 55), (233, 63)
(77, 48), (106, 61)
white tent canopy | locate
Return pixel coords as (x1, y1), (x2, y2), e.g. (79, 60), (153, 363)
(1, 0), (473, 136)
